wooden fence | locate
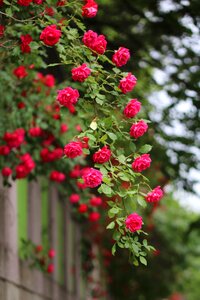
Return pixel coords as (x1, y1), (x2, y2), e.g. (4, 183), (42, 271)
(0, 175), (91, 300)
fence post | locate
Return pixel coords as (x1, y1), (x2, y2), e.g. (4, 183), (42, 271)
(49, 183), (59, 299)
(74, 222), (81, 300)
(28, 180), (41, 244)
(0, 175), (20, 300)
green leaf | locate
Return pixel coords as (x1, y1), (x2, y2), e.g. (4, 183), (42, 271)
(101, 184), (112, 195)
(107, 221), (115, 229)
(107, 132), (117, 141)
(112, 244), (116, 256)
(139, 256), (147, 266)
(90, 120), (98, 130)
(139, 144), (152, 154)
(137, 195), (147, 208)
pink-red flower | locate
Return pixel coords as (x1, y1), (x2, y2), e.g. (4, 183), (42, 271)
(29, 127), (43, 137)
(123, 99), (141, 118)
(48, 249), (55, 258)
(1, 167), (12, 177)
(0, 25), (5, 38)
(47, 263), (54, 273)
(83, 30), (107, 55)
(89, 212), (100, 222)
(78, 204), (88, 213)
(119, 73), (137, 94)
(3, 128), (25, 148)
(57, 87), (79, 108)
(112, 47), (130, 67)
(69, 194), (80, 204)
(71, 63), (91, 82)
(64, 141), (83, 158)
(0, 145), (10, 156)
(130, 120), (148, 138)
(40, 25), (61, 46)
(90, 196), (102, 207)
(50, 171), (66, 182)
(125, 213), (143, 232)
(132, 154), (151, 172)
(145, 186), (164, 203)
(82, 0), (98, 18)
(44, 74), (55, 87)
(16, 153), (35, 179)
(13, 66), (28, 79)
(93, 146), (111, 164)
(82, 168), (103, 188)
(17, 0), (32, 6)
(20, 34), (32, 53)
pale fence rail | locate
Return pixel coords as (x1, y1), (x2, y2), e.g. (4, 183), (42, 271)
(0, 175), (87, 300)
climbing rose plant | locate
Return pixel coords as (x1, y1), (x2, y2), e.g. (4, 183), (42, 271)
(0, 0), (164, 267)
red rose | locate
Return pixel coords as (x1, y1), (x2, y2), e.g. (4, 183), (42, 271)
(112, 47), (130, 67)
(57, 87), (79, 108)
(69, 165), (81, 178)
(48, 249), (55, 258)
(146, 186), (163, 203)
(17, 0), (32, 6)
(0, 145), (10, 155)
(40, 25), (61, 46)
(125, 213), (143, 232)
(44, 74), (55, 87)
(20, 34), (32, 53)
(56, 0), (66, 6)
(2, 167), (12, 177)
(47, 264), (54, 273)
(71, 63), (91, 82)
(130, 120), (148, 138)
(82, 0), (98, 18)
(119, 73), (137, 94)
(29, 127), (43, 137)
(60, 123), (68, 133)
(89, 212), (100, 222)
(50, 171), (66, 182)
(45, 7), (55, 16)
(93, 146), (111, 164)
(17, 102), (26, 109)
(132, 154), (151, 172)
(16, 153), (35, 179)
(33, 0), (43, 3)
(82, 168), (103, 188)
(3, 128), (25, 148)
(64, 141), (83, 158)
(78, 204), (88, 213)
(0, 25), (5, 38)
(69, 194), (80, 204)
(123, 99), (141, 118)
(83, 30), (107, 55)
(90, 197), (102, 207)
(13, 66), (28, 79)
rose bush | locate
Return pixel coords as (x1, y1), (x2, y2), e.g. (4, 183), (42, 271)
(0, 0), (164, 267)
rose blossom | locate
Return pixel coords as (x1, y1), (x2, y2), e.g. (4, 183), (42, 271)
(71, 63), (91, 82)
(20, 34), (32, 53)
(130, 120), (148, 138)
(82, 168), (103, 188)
(60, 123), (68, 133)
(90, 196), (102, 207)
(125, 213), (143, 232)
(93, 146), (111, 164)
(29, 127), (43, 137)
(64, 141), (83, 158)
(145, 186), (164, 203)
(44, 74), (55, 87)
(78, 204), (88, 213)
(69, 165), (81, 178)
(13, 66), (28, 79)
(40, 25), (61, 46)
(132, 154), (151, 172)
(50, 171), (66, 182)
(89, 211), (100, 222)
(123, 99), (141, 118)
(48, 249), (55, 258)
(1, 167), (12, 177)
(16, 153), (35, 179)
(83, 30), (107, 55)
(119, 73), (137, 94)
(0, 25), (5, 38)
(47, 264), (54, 273)
(33, 0), (43, 3)
(57, 87), (79, 108)
(112, 47), (130, 67)
(17, 0), (32, 6)
(82, 0), (98, 18)
(0, 145), (10, 155)
(69, 194), (80, 204)
(3, 128), (25, 148)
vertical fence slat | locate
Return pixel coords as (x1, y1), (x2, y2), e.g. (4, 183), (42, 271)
(28, 181), (41, 244)
(74, 223), (81, 300)
(0, 175), (20, 300)
(49, 183), (59, 299)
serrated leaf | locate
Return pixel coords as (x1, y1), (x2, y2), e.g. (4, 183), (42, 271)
(107, 221), (115, 229)
(139, 144), (152, 154)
